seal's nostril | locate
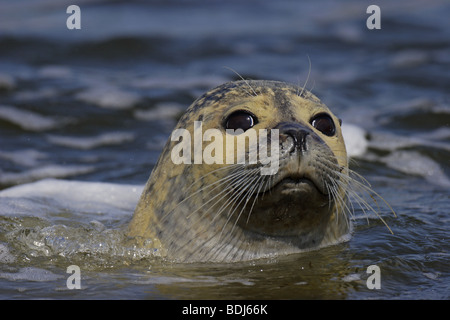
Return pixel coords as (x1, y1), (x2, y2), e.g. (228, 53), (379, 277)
(275, 122), (313, 153)
(285, 129), (309, 152)
(280, 134), (296, 155)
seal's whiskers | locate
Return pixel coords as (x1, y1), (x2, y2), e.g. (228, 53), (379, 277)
(223, 67), (258, 97)
(217, 168), (261, 236)
(160, 164), (243, 223)
(321, 157), (396, 234)
(186, 169), (246, 220)
(298, 55), (312, 98)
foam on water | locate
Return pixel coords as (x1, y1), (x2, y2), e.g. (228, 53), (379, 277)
(381, 151), (450, 188)
(75, 85), (141, 110)
(0, 243), (16, 263)
(0, 178), (142, 219)
(0, 149), (48, 167)
(134, 102), (185, 122)
(341, 123), (450, 188)
(47, 132), (135, 150)
(0, 165), (96, 186)
(0, 105), (70, 131)
(0, 267), (64, 282)
(0, 179), (161, 265)
(341, 123), (368, 158)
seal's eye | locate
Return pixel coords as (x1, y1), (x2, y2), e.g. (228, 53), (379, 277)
(311, 114), (336, 136)
(225, 111), (257, 132)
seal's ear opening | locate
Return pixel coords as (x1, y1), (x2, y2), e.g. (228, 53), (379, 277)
(339, 118), (343, 126)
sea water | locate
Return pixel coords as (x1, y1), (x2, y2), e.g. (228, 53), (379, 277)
(0, 0), (448, 299)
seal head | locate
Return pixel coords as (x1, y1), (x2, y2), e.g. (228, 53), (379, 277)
(128, 80), (350, 262)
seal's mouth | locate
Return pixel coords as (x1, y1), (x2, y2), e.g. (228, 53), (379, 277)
(259, 175), (327, 197)
(279, 177), (316, 188)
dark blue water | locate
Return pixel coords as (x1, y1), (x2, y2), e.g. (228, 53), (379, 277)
(0, 0), (448, 300)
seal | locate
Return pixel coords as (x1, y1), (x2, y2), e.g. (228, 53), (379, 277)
(128, 80), (392, 263)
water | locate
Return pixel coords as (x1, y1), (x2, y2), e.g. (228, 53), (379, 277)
(0, 0), (449, 300)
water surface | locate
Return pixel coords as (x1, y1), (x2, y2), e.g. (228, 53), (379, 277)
(0, 0), (448, 300)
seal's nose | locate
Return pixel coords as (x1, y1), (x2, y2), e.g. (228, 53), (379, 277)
(275, 122), (313, 153)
